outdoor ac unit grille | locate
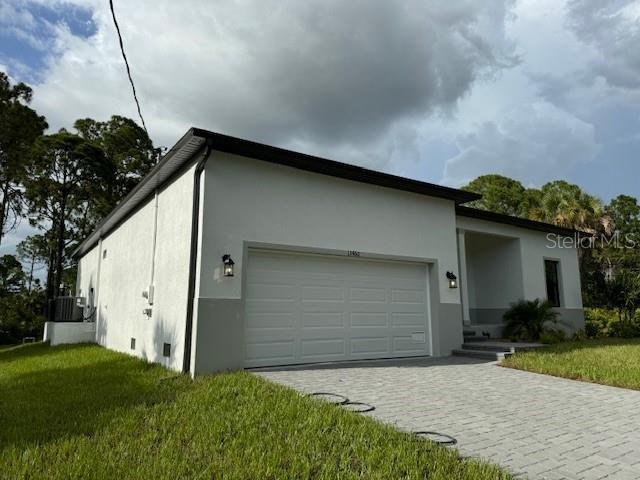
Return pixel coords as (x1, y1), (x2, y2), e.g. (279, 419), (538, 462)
(52, 297), (84, 322)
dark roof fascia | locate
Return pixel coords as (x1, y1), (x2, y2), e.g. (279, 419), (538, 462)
(456, 205), (589, 237)
(190, 128), (480, 205)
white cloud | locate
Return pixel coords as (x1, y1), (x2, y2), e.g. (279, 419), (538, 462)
(442, 101), (600, 186)
(566, 0), (640, 90)
(3, 0), (639, 204)
(26, 0), (516, 166)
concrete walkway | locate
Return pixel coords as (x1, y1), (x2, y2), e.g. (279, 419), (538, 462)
(255, 357), (640, 479)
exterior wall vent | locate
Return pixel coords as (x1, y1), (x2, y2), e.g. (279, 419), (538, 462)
(163, 343), (171, 357)
(102, 249), (107, 259)
(130, 338), (136, 350)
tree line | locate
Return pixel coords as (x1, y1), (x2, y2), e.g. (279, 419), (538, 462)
(0, 71), (159, 343)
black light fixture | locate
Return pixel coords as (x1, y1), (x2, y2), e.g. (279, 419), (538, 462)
(446, 271), (458, 288)
(222, 254), (235, 277)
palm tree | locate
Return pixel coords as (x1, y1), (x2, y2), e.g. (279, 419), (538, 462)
(528, 181), (603, 233)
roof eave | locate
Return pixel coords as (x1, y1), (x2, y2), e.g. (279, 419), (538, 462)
(71, 129), (206, 258)
(190, 128), (481, 205)
(456, 205), (591, 237)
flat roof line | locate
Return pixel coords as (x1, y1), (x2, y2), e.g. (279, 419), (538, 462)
(456, 205), (587, 237)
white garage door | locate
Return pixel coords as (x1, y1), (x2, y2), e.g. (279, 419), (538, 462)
(244, 249), (430, 368)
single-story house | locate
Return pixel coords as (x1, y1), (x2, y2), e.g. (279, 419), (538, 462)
(46, 128), (584, 375)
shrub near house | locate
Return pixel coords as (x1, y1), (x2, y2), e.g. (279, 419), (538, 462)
(502, 299), (560, 342)
(584, 308), (640, 338)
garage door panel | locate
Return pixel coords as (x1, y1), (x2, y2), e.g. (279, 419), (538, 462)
(302, 312), (344, 328)
(297, 327), (348, 340)
(300, 338), (345, 358)
(296, 272), (344, 283)
(300, 302), (347, 313)
(350, 337), (390, 355)
(301, 285), (344, 301)
(349, 287), (387, 302)
(393, 336), (427, 353)
(245, 301), (297, 315)
(245, 328), (296, 341)
(391, 312), (428, 327)
(245, 341), (295, 362)
(350, 312), (388, 327)
(244, 250), (430, 367)
(246, 282), (297, 300)
(391, 288), (426, 304)
(246, 312), (296, 329)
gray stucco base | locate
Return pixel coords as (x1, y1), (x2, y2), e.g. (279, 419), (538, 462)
(555, 308), (585, 333)
(192, 298), (244, 375)
(470, 308), (508, 325)
(433, 303), (463, 356)
(191, 297), (464, 375)
(469, 307), (585, 337)
(191, 299), (584, 374)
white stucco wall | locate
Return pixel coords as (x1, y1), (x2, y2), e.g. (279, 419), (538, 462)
(197, 152), (462, 303)
(76, 242), (100, 313)
(74, 164), (196, 371)
(456, 216), (583, 310)
(465, 233), (524, 309)
(43, 321), (96, 346)
(189, 151), (465, 372)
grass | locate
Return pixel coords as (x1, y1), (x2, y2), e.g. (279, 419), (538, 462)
(0, 343), (509, 480)
(502, 338), (640, 390)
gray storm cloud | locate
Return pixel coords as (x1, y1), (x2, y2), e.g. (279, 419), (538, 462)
(442, 101), (600, 187)
(29, 0), (516, 161)
(566, 0), (640, 89)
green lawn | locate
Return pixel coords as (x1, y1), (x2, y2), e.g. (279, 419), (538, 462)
(502, 338), (640, 390)
(0, 343), (509, 480)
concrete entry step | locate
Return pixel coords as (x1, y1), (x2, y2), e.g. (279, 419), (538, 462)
(452, 349), (510, 361)
(454, 340), (545, 360)
(463, 335), (488, 343)
(463, 330), (488, 342)
(462, 343), (514, 353)
(462, 341), (545, 352)
(464, 324), (503, 339)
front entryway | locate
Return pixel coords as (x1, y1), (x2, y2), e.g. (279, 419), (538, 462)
(244, 249), (430, 368)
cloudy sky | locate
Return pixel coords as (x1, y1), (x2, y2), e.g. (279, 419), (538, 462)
(1, 0), (639, 252)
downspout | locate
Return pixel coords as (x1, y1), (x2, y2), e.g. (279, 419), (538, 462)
(149, 191), (159, 291)
(182, 140), (215, 374)
(95, 238), (103, 325)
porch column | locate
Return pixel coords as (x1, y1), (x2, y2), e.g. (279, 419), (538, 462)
(457, 229), (471, 326)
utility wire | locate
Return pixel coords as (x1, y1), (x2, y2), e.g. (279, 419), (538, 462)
(109, 0), (148, 134)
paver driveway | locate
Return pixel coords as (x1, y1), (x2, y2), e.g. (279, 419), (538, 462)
(255, 356), (640, 480)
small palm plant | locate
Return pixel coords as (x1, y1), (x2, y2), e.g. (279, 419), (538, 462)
(502, 299), (559, 342)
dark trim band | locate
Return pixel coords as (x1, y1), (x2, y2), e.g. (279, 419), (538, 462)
(456, 205), (588, 237)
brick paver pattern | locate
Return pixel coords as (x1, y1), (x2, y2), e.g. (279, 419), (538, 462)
(255, 357), (640, 480)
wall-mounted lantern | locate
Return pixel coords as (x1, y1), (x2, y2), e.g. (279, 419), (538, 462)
(446, 271), (458, 289)
(222, 254), (235, 277)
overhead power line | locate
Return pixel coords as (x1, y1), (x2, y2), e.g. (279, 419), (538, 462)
(109, 0), (148, 134)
